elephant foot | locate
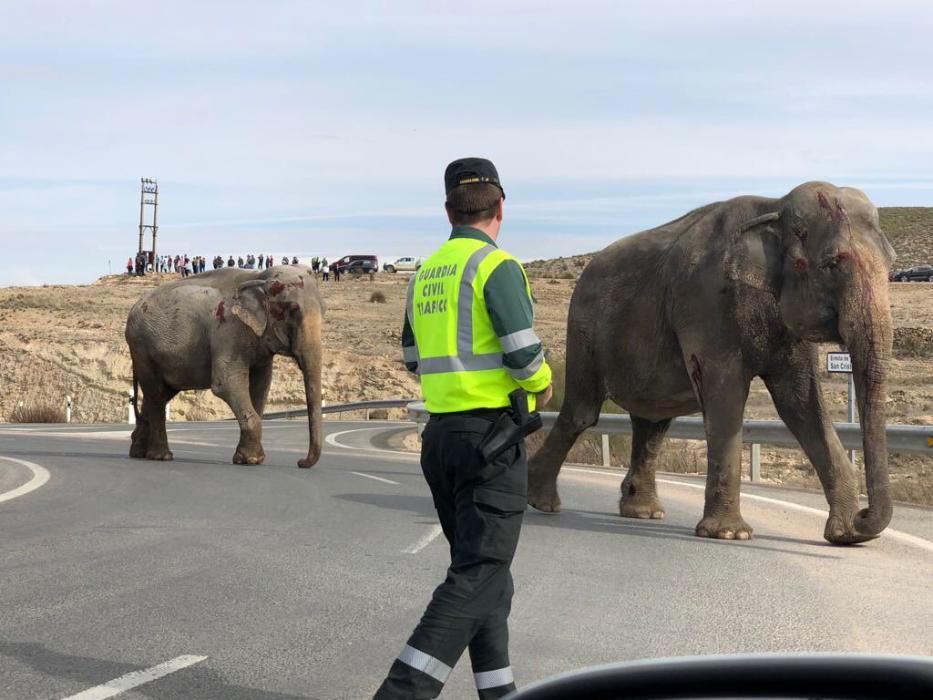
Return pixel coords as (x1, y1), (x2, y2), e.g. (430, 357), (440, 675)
(129, 443), (147, 459)
(528, 478), (561, 513)
(129, 428), (148, 458)
(233, 446), (266, 465)
(695, 514), (753, 540)
(619, 490), (665, 520)
(145, 448), (174, 461)
(823, 513), (877, 545)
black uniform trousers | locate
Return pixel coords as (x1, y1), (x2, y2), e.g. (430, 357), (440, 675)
(375, 410), (527, 699)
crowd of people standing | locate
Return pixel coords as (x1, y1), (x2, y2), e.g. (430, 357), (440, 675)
(126, 253), (337, 280)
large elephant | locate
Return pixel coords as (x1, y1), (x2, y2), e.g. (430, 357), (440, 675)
(125, 265), (324, 468)
(528, 182), (895, 545)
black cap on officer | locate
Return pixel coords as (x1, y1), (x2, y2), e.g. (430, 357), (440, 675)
(444, 157), (506, 200)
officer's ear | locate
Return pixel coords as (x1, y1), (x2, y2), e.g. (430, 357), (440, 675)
(495, 197), (504, 222)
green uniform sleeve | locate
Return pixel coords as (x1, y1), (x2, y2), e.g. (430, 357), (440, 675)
(483, 259), (552, 393)
(401, 277), (419, 374)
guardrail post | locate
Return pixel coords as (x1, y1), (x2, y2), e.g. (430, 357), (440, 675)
(165, 401), (171, 422)
(65, 395), (72, 423)
(127, 391), (135, 425)
(601, 434), (611, 467)
(750, 443), (761, 483)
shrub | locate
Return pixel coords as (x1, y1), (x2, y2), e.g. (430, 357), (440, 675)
(547, 279), (561, 285)
(559, 271), (575, 280)
(370, 291), (387, 303)
(10, 400), (66, 423)
(894, 327), (933, 359)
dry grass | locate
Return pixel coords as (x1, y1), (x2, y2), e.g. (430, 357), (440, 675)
(879, 207), (933, 268)
(9, 399), (66, 423)
(894, 327), (933, 359)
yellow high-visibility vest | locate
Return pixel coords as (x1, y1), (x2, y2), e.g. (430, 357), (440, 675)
(406, 236), (549, 413)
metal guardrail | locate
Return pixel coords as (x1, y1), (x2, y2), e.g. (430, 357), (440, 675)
(263, 399), (415, 421)
(406, 401), (933, 481)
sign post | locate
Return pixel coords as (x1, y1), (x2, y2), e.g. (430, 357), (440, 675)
(827, 352), (856, 465)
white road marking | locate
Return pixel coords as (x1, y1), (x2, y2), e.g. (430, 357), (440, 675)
(0, 429), (217, 448)
(325, 427), (419, 457)
(352, 471), (400, 485)
(404, 524), (444, 554)
(0, 456), (51, 504)
(61, 654), (208, 700)
(562, 466), (933, 554)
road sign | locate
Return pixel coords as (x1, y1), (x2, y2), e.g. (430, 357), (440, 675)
(827, 352), (852, 373)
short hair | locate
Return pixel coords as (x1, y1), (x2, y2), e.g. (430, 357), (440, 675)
(446, 183), (503, 226)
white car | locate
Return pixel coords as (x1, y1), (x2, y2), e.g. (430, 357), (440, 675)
(383, 256), (423, 273)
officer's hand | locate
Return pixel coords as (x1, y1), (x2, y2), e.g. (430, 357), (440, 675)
(535, 384), (553, 409)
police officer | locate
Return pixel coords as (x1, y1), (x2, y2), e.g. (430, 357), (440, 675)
(375, 158), (552, 699)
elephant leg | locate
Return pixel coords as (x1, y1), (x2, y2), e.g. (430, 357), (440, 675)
(685, 351), (753, 540)
(619, 416), (671, 519)
(528, 345), (606, 514)
(213, 364), (265, 465)
(140, 383), (175, 461)
(129, 415), (149, 459)
(762, 347), (863, 544)
(128, 353), (150, 458)
(249, 362), (273, 417)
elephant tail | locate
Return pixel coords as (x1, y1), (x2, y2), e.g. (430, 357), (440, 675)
(132, 369), (141, 424)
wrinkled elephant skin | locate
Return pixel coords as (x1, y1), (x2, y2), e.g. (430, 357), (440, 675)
(528, 182), (895, 545)
(125, 265), (325, 468)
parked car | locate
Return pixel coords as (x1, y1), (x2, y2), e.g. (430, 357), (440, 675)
(891, 265), (933, 282)
(333, 254), (379, 276)
(334, 255), (379, 276)
(383, 256), (423, 273)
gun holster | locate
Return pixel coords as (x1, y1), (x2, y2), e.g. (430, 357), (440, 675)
(478, 389), (544, 464)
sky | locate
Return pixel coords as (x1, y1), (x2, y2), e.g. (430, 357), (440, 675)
(2, 0), (932, 285)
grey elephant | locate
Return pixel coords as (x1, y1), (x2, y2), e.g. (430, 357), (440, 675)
(125, 265), (324, 467)
(528, 182), (895, 545)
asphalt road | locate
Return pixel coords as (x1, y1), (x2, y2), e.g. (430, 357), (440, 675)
(1, 419), (932, 699)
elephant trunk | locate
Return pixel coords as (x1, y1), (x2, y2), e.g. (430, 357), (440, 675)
(296, 315), (323, 468)
(838, 256), (894, 538)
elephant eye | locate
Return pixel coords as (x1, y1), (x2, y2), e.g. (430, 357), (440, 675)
(820, 256), (841, 271)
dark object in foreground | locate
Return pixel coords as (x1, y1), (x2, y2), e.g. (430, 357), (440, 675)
(505, 653), (933, 699)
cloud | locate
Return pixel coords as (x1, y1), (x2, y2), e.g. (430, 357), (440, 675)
(1, 1), (931, 286)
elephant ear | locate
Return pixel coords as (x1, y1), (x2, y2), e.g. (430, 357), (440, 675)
(723, 211), (782, 292)
(230, 280), (268, 337)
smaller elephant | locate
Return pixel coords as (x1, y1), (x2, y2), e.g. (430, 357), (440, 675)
(125, 265), (324, 467)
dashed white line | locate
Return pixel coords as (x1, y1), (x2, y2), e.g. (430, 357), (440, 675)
(0, 455), (51, 504)
(404, 524), (444, 554)
(352, 471), (400, 485)
(563, 466), (933, 554)
(61, 654), (208, 700)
